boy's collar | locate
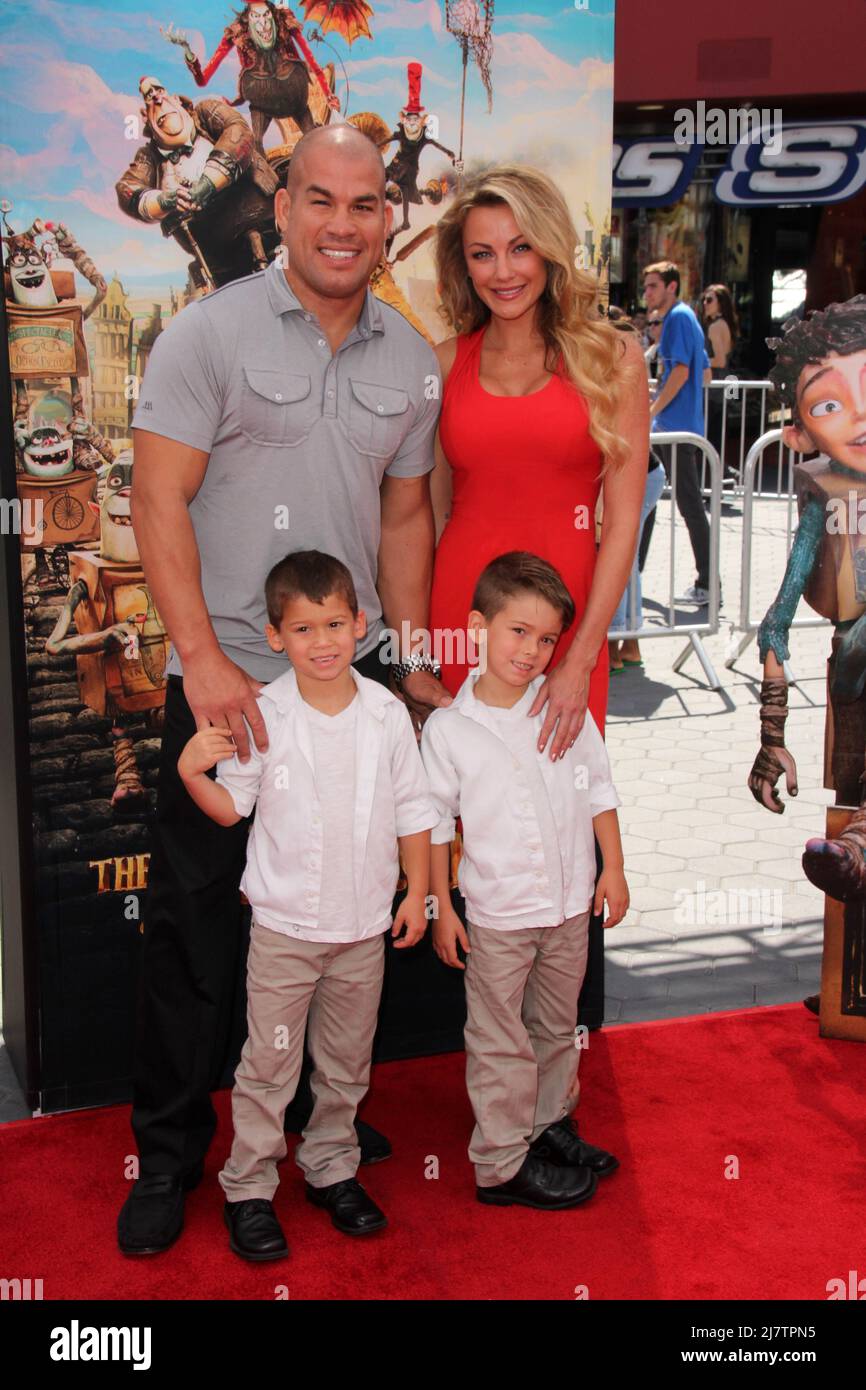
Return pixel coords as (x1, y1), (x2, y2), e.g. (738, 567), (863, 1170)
(260, 662), (391, 720)
(451, 666), (545, 723)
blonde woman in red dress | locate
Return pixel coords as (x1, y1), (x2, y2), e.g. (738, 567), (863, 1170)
(430, 164), (649, 751)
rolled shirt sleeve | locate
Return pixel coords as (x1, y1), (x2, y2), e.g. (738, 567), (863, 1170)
(579, 712), (622, 819)
(419, 714), (460, 845)
(132, 300), (226, 453)
(214, 700), (270, 818)
(384, 348), (441, 479)
(389, 703), (439, 837)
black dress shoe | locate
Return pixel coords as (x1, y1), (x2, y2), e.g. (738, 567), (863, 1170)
(283, 1112), (392, 1166)
(224, 1199), (289, 1262)
(803, 994), (820, 1016)
(118, 1174), (186, 1255)
(305, 1178), (387, 1235)
(476, 1153), (598, 1210)
(117, 1160), (205, 1256)
(530, 1119), (620, 1177)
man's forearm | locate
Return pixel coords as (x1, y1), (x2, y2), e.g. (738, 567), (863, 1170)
(378, 509), (434, 656)
(131, 491), (219, 664)
(650, 364), (689, 418)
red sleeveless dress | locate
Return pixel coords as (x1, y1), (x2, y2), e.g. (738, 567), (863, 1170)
(430, 327), (609, 733)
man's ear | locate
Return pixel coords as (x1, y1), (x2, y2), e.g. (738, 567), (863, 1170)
(383, 198), (393, 240)
(274, 187), (290, 237)
(782, 421), (817, 454)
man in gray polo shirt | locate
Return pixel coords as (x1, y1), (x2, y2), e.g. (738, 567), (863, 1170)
(119, 124), (449, 1255)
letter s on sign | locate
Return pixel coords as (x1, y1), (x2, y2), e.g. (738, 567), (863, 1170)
(715, 122), (866, 206)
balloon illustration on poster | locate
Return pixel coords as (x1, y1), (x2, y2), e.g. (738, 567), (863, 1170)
(0, 0), (618, 1108)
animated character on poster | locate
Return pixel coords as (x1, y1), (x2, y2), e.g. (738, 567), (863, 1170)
(162, 0), (343, 148)
(3, 211), (114, 587)
(116, 77), (284, 289)
(379, 63), (458, 239)
(45, 453), (169, 812)
(749, 295), (866, 906)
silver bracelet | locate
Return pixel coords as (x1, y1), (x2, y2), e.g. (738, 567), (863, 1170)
(391, 653), (442, 687)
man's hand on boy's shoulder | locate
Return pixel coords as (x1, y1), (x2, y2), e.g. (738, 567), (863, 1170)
(182, 647), (267, 762)
(178, 726), (237, 783)
(432, 905), (470, 970)
(391, 891), (429, 949)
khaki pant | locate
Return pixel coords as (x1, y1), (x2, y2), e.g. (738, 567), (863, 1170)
(464, 911), (591, 1187)
(218, 921), (385, 1201)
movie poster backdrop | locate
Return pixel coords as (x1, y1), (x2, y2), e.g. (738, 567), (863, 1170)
(0, 0), (615, 1110)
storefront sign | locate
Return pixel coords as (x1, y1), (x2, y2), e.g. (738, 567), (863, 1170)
(614, 122), (866, 208)
(715, 121), (866, 206)
(612, 139), (701, 207)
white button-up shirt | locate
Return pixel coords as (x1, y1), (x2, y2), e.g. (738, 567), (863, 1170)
(420, 670), (620, 931)
(216, 666), (438, 942)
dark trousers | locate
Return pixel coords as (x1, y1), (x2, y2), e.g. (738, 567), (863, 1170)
(657, 441), (711, 591)
(131, 643), (390, 1178)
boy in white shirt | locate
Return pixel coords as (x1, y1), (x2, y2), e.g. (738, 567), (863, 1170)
(178, 550), (437, 1260)
(421, 552), (628, 1210)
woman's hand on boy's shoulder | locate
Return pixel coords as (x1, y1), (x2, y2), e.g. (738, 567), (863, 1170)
(178, 726), (237, 783)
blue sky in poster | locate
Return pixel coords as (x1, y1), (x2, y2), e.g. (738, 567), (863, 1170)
(0, 0), (614, 293)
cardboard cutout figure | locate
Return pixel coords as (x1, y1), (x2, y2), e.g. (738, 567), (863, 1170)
(750, 296), (866, 903)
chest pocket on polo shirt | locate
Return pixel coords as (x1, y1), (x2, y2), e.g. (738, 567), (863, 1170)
(240, 367), (313, 447)
(344, 378), (409, 459)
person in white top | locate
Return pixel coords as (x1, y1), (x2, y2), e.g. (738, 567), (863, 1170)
(421, 552), (629, 1210)
(179, 550), (437, 1260)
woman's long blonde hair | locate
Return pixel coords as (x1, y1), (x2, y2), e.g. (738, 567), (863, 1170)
(435, 163), (630, 471)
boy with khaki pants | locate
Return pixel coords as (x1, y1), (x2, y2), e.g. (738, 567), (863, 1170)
(179, 550), (436, 1259)
(421, 552), (628, 1209)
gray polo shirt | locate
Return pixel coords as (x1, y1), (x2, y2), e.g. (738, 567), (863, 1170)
(132, 256), (441, 680)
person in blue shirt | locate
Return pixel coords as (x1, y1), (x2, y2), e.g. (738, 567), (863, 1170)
(643, 260), (716, 605)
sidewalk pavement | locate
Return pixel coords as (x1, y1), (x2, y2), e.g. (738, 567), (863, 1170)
(605, 490), (829, 1023)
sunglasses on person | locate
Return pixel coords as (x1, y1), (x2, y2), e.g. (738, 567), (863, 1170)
(702, 294), (716, 304)
(647, 319), (662, 331)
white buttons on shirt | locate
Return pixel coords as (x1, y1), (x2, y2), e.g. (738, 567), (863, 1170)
(327, 389), (334, 398)
(377, 404), (384, 413)
(318, 338), (326, 347)
(275, 392), (283, 401)
(304, 313), (312, 321)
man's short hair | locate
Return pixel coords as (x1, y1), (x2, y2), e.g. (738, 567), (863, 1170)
(265, 549), (358, 626)
(643, 260), (681, 296)
(472, 551), (575, 630)
(767, 295), (866, 419)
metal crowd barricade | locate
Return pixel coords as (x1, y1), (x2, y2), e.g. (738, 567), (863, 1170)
(608, 430), (724, 690)
(724, 427), (830, 677)
(699, 378), (787, 496)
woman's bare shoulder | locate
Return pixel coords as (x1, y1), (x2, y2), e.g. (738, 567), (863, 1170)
(615, 327), (647, 379)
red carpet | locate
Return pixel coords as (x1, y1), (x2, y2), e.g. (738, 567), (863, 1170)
(2, 1003), (865, 1300)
